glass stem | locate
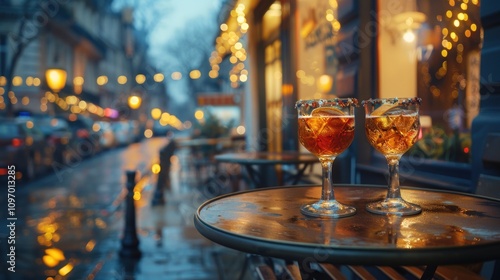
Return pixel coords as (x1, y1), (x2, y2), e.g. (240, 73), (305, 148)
(320, 157), (335, 201)
(386, 157), (401, 199)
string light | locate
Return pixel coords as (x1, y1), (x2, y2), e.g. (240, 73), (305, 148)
(209, 3), (249, 88)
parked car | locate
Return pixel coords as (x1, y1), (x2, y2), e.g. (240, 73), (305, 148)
(57, 114), (101, 157)
(0, 117), (55, 181)
(94, 121), (116, 150)
(31, 115), (75, 164)
(111, 121), (133, 146)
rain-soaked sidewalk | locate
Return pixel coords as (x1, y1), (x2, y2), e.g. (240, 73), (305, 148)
(0, 137), (252, 280)
(87, 155), (251, 280)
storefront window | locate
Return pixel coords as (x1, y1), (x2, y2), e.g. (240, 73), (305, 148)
(263, 1), (282, 152)
(378, 0), (482, 163)
(295, 0), (340, 101)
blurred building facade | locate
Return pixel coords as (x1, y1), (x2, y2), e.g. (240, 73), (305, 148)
(213, 0), (497, 193)
(0, 0), (167, 120)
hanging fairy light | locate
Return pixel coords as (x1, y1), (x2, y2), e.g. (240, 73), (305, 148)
(209, 2), (249, 87)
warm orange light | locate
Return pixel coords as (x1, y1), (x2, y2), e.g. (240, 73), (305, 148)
(135, 74), (146, 84)
(317, 75), (333, 93)
(151, 108), (161, 119)
(45, 68), (67, 92)
(189, 70), (201, 79)
(128, 95), (142, 109)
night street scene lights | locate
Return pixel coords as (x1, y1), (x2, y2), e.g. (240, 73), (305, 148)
(45, 68), (67, 93)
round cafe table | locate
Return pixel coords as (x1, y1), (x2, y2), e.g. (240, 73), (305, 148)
(194, 185), (500, 278)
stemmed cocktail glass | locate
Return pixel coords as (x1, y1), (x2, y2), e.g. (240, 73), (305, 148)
(295, 98), (358, 218)
(363, 98), (422, 216)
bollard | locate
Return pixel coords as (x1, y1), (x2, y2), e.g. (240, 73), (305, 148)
(151, 146), (167, 206)
(152, 140), (176, 206)
(119, 170), (141, 259)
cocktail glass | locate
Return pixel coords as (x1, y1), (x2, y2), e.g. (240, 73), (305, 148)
(295, 98), (358, 218)
(363, 97), (422, 216)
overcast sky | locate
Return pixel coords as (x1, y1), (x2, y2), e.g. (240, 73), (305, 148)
(112, 0), (223, 105)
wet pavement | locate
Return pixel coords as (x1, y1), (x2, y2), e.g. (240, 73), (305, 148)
(0, 137), (251, 280)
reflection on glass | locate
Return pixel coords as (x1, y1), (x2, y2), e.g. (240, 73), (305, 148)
(364, 98), (422, 216)
(296, 98), (357, 218)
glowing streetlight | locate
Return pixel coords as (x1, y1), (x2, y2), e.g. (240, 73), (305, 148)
(128, 95), (142, 109)
(45, 68), (67, 93)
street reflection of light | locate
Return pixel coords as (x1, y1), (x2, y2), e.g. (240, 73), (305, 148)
(38, 235), (51, 246)
(70, 215), (80, 226)
(45, 232), (53, 240)
(133, 191), (141, 200)
(58, 262), (74, 276)
(46, 248), (65, 261)
(70, 195), (83, 207)
(0, 76), (5, 86)
(152, 163), (161, 174)
(95, 218), (107, 229)
(43, 255), (59, 267)
(85, 240), (96, 252)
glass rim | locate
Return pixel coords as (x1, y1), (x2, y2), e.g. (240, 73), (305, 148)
(295, 98), (359, 109)
(361, 97), (422, 106)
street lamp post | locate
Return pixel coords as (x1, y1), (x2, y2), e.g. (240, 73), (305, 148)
(45, 68), (67, 115)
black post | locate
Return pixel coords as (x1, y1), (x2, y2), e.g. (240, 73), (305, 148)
(119, 170), (141, 259)
(152, 140), (176, 206)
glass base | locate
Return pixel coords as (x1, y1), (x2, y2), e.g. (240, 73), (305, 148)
(301, 200), (356, 218)
(366, 198), (421, 216)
